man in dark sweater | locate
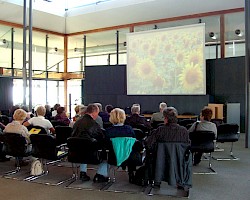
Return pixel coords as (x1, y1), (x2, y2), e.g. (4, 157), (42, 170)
(146, 106), (189, 151)
(72, 104), (107, 182)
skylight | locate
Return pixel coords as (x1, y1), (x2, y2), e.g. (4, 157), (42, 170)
(3, 0), (155, 17)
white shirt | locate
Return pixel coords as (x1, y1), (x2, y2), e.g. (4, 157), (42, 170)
(52, 110), (57, 117)
(28, 116), (53, 133)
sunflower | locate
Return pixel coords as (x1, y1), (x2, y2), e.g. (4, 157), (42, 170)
(187, 50), (203, 66)
(135, 58), (156, 79)
(178, 63), (203, 92)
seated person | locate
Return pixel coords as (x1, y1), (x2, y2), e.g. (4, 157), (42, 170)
(94, 103), (104, 128)
(54, 107), (71, 126)
(72, 105), (84, 122)
(125, 104), (151, 131)
(23, 105), (55, 134)
(97, 103), (112, 123)
(72, 104), (108, 182)
(150, 102), (167, 124)
(145, 107), (190, 187)
(3, 108), (31, 166)
(188, 106), (217, 165)
(44, 104), (52, 121)
(105, 104), (114, 115)
(106, 108), (141, 183)
(146, 106), (189, 150)
(52, 103), (60, 118)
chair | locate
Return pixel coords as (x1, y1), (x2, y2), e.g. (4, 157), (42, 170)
(210, 118), (225, 152)
(213, 123), (240, 161)
(132, 124), (150, 134)
(55, 126), (72, 146)
(103, 122), (113, 129)
(27, 125), (48, 135)
(133, 128), (146, 141)
(24, 134), (68, 184)
(0, 133), (31, 175)
(189, 131), (216, 174)
(0, 115), (10, 125)
(51, 120), (68, 127)
(150, 142), (192, 196)
(211, 118), (224, 127)
(151, 121), (164, 129)
(107, 137), (143, 184)
(65, 137), (104, 186)
(178, 119), (196, 129)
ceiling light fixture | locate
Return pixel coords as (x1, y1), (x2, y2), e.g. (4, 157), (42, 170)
(0, 39), (7, 45)
(209, 32), (217, 40)
(235, 29), (244, 37)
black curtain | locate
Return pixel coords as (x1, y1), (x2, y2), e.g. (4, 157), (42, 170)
(0, 77), (13, 112)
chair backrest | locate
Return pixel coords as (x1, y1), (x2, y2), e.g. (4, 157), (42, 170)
(211, 118), (224, 127)
(189, 131), (215, 153)
(107, 137), (143, 167)
(178, 119), (196, 129)
(151, 121), (164, 129)
(27, 125), (48, 135)
(30, 134), (58, 160)
(1, 133), (29, 157)
(67, 137), (103, 164)
(103, 121), (113, 129)
(216, 123), (239, 142)
(55, 126), (73, 145)
(0, 115), (10, 125)
(132, 123), (149, 134)
(51, 120), (68, 127)
(154, 142), (192, 187)
(133, 128), (146, 141)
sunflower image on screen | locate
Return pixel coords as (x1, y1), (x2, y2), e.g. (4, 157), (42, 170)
(127, 24), (205, 95)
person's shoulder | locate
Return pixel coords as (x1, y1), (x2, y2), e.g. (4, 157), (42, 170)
(124, 124), (133, 129)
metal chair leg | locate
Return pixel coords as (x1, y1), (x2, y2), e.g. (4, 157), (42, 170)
(212, 142), (239, 161)
(193, 153), (217, 175)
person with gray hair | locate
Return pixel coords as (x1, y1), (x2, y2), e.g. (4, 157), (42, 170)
(72, 104), (107, 183)
(94, 103), (104, 128)
(146, 107), (189, 150)
(151, 102), (167, 123)
(125, 104), (151, 130)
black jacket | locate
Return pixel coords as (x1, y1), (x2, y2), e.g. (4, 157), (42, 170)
(72, 114), (104, 142)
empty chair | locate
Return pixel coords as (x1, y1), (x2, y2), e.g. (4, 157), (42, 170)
(189, 131), (216, 174)
(211, 118), (224, 127)
(151, 121), (164, 130)
(178, 119), (196, 129)
(55, 126), (73, 146)
(0, 133), (31, 175)
(213, 123), (240, 160)
(25, 134), (68, 184)
(133, 128), (146, 141)
(132, 123), (150, 134)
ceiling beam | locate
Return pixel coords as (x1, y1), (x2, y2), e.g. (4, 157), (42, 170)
(68, 7), (244, 36)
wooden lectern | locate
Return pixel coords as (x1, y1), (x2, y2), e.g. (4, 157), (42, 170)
(207, 104), (224, 119)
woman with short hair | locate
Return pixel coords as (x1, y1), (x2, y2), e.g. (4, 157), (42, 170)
(188, 106), (217, 165)
(23, 105), (55, 134)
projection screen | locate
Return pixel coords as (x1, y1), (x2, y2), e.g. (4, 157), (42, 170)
(126, 24), (205, 95)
